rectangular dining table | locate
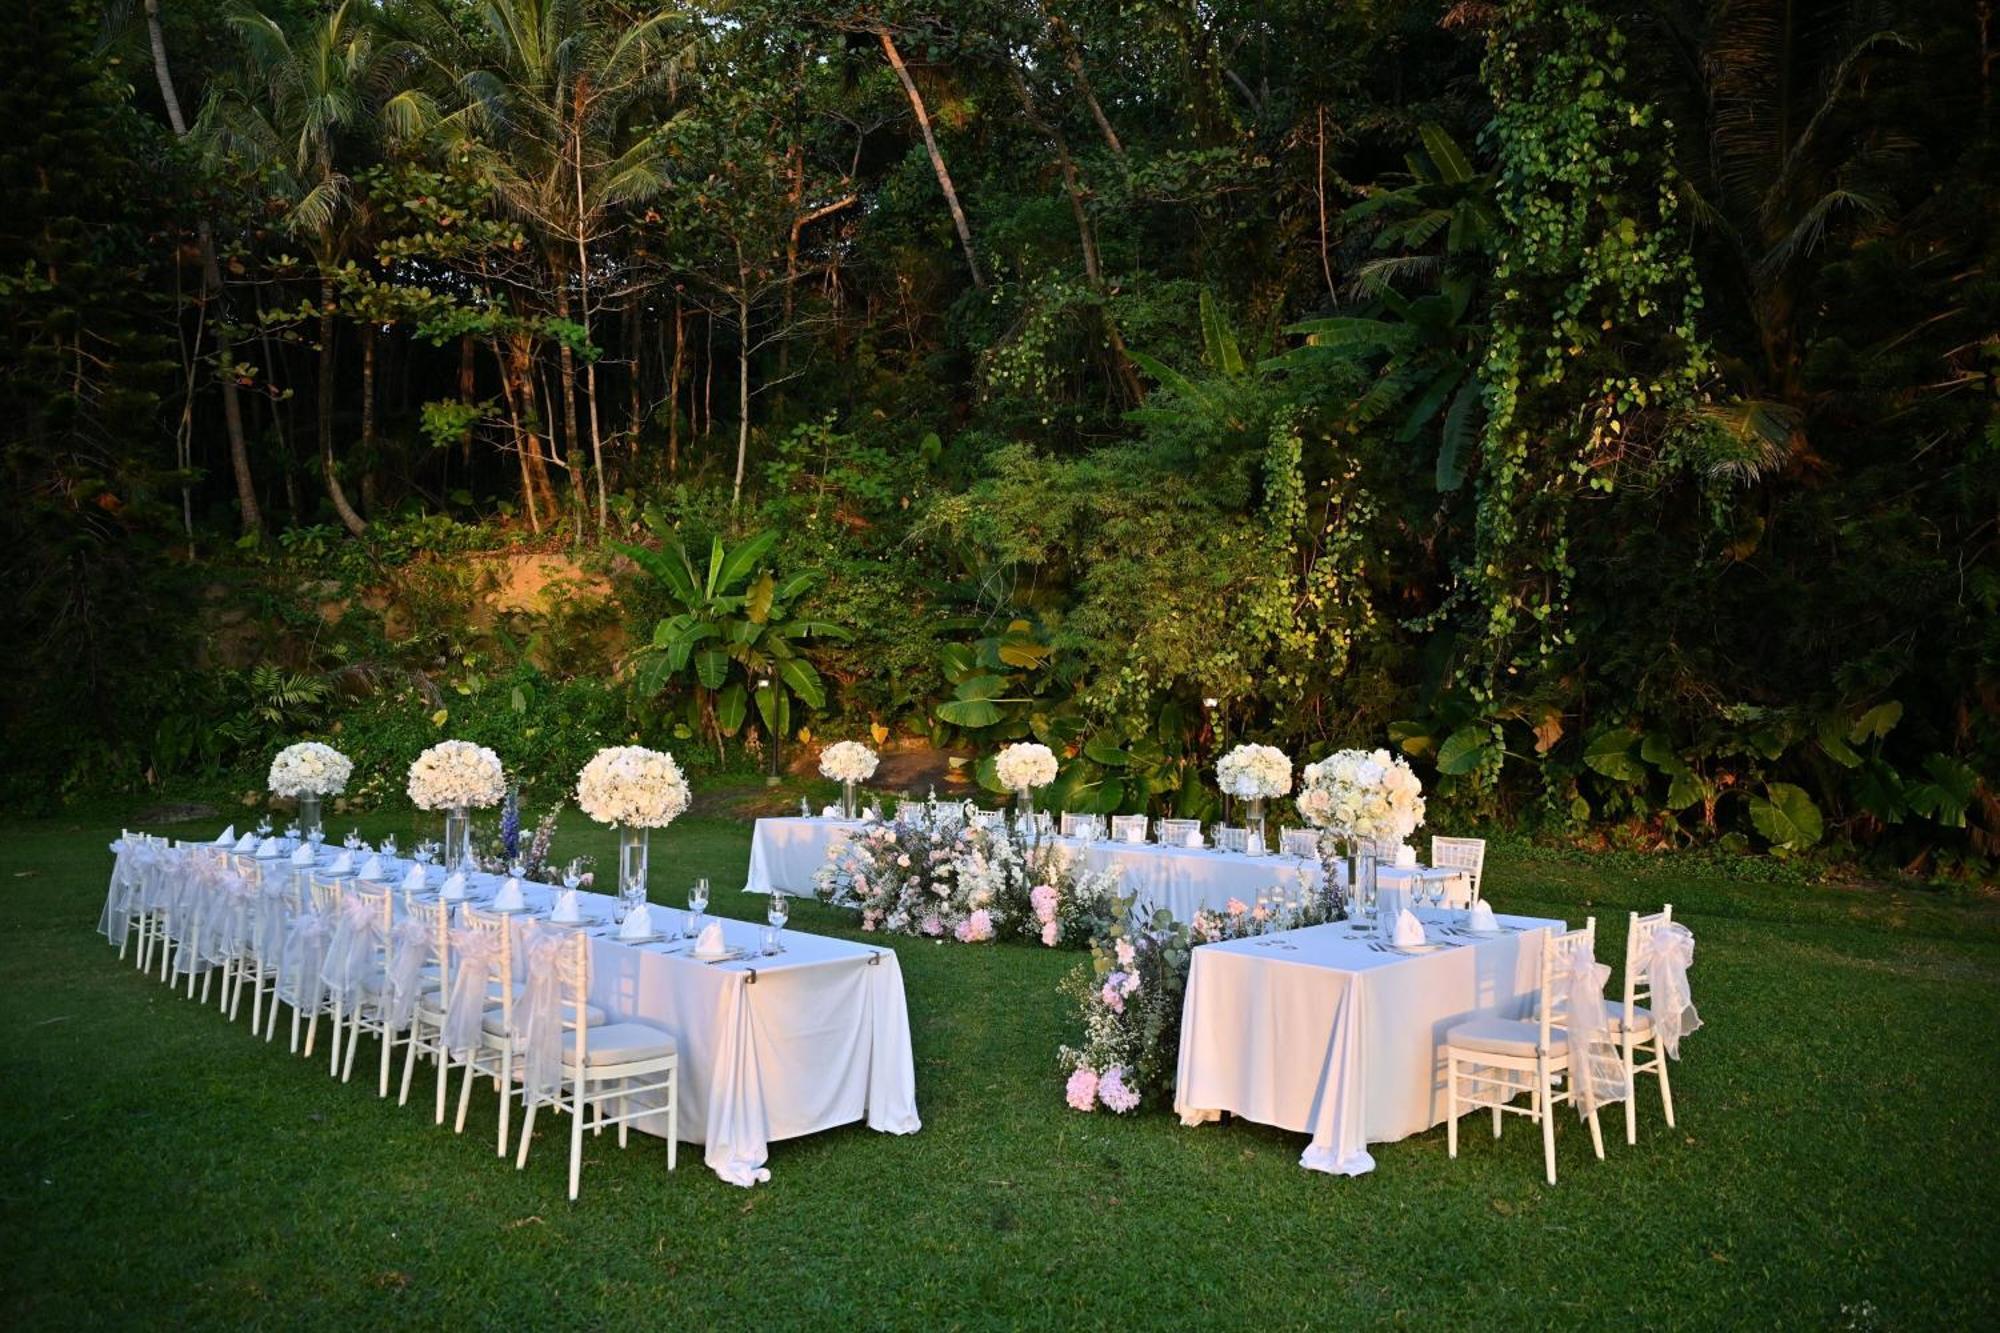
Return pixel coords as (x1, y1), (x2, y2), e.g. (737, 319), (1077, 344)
(1173, 910), (1562, 1175)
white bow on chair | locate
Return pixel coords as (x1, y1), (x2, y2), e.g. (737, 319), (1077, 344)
(1563, 950), (1631, 1119)
(382, 917), (433, 1033)
(511, 929), (565, 1108)
(441, 928), (499, 1056)
(320, 894), (381, 1007)
(281, 904), (332, 1012)
(1644, 923), (1702, 1058)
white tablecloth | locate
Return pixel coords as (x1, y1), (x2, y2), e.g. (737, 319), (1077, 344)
(103, 839), (920, 1187)
(745, 818), (1468, 923)
(1174, 911), (1561, 1174)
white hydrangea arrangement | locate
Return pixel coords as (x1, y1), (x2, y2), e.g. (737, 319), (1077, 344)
(406, 739), (507, 811)
(818, 740), (880, 784)
(576, 745), (691, 828)
(1295, 748), (1426, 843)
(267, 742), (353, 799)
(1215, 743), (1293, 800)
(994, 741), (1059, 793)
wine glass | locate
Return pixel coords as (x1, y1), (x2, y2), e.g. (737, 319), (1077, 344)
(764, 891), (789, 954)
(689, 876), (710, 926)
(563, 858), (583, 894)
(344, 829), (362, 852)
(309, 823), (327, 847)
(381, 834), (398, 858)
(255, 816), (273, 837)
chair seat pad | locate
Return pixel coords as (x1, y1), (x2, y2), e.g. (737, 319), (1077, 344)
(481, 999), (608, 1034)
(1605, 1000), (1653, 1034)
(564, 1022), (677, 1067)
(1448, 1016), (1566, 1058)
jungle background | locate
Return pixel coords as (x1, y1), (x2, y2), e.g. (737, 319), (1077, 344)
(2, 0), (1994, 880)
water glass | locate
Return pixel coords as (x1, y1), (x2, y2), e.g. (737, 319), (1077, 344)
(562, 859), (583, 893)
(689, 877), (710, 922)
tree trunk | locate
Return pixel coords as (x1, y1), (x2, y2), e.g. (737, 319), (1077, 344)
(732, 274), (751, 511)
(668, 296), (684, 473)
(358, 323), (379, 515)
(1041, 9), (1124, 158)
(625, 296), (642, 455)
(877, 29), (985, 289)
(144, 0), (261, 538)
(318, 283), (367, 536)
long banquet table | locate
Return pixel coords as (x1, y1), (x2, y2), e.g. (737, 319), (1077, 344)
(103, 838), (921, 1187)
(746, 816), (1469, 923)
(1173, 910), (1562, 1175)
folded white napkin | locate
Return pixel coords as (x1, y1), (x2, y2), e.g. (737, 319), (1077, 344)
(255, 837), (281, 859)
(820, 804), (841, 819)
(619, 903), (654, 940)
(440, 871), (467, 902)
(552, 888), (582, 924)
(493, 877), (526, 912)
(694, 920), (727, 957)
(862, 807), (881, 823)
(1394, 843), (1418, 868)
(234, 832), (258, 852)
(1393, 909), (1426, 947)
(358, 854), (385, 881)
(1468, 900), (1498, 931)
(327, 850), (354, 875)
(1182, 830), (1203, 848)
(215, 825), (237, 846)
(401, 864), (428, 894)
(290, 844), (315, 866)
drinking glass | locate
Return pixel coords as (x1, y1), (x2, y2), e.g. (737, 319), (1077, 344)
(764, 892), (789, 954)
(689, 877), (710, 924)
(381, 834), (398, 858)
(344, 830), (362, 852)
(562, 859), (583, 893)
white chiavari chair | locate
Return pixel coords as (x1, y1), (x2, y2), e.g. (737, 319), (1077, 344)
(1431, 836), (1487, 904)
(1611, 906), (1681, 1145)
(1444, 918), (1617, 1185)
(969, 808), (1006, 831)
(396, 894), (456, 1122)
(1278, 827), (1319, 858)
(324, 880), (400, 1092)
(1211, 826), (1248, 854)
(273, 873), (342, 1058)
(1059, 812), (1106, 840)
(1157, 818), (1202, 846)
(511, 926), (679, 1200)
(1108, 814), (1149, 843)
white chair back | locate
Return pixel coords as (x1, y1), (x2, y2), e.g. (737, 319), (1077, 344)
(1158, 818), (1202, 846)
(1279, 827), (1318, 858)
(1109, 814), (1149, 843)
(1539, 918), (1597, 1052)
(1211, 826), (1248, 853)
(969, 808), (1005, 830)
(1060, 812), (1106, 840)
(1431, 836), (1487, 902)
(1623, 904), (1673, 1017)
(459, 903), (515, 1027)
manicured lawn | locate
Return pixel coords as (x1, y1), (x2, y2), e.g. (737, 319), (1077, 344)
(3, 804), (1996, 1327)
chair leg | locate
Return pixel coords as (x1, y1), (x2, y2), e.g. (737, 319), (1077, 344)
(1623, 1034), (1638, 1145)
(516, 1101), (538, 1170)
(497, 1048), (513, 1157)
(1587, 1104), (1605, 1160)
(343, 1011), (363, 1083)
(569, 1086), (586, 1200)
(617, 1086), (629, 1149)
(1446, 1057), (1459, 1159)
(1538, 1057), (1557, 1186)
(399, 1027), (420, 1106)
(1656, 1039), (1677, 1128)
(434, 1040), (450, 1125)
(454, 1058), (476, 1134)
(328, 999), (344, 1076)
(667, 1071), (677, 1171)
(379, 1023), (394, 1098)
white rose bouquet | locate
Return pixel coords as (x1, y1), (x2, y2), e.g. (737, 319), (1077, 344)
(1296, 747), (1426, 843)
(994, 742), (1058, 793)
(818, 740), (880, 784)
(268, 742), (352, 799)
(406, 740), (507, 811)
(576, 745), (691, 828)
(1215, 743), (1292, 800)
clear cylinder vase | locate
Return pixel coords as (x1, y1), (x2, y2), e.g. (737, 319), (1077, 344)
(297, 795), (323, 843)
(1244, 797), (1267, 856)
(443, 804), (472, 873)
(1353, 851), (1379, 926)
(619, 825), (650, 904)
(842, 779), (859, 821)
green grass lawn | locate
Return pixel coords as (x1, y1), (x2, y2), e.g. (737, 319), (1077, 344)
(3, 803), (1997, 1328)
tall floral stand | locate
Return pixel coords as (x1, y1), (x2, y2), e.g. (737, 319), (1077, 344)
(443, 804), (473, 873)
(841, 779), (860, 821)
(1243, 797), (1267, 856)
(296, 795), (323, 843)
(619, 825), (650, 901)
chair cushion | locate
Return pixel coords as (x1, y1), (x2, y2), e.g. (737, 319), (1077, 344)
(1447, 1015), (1566, 1057)
(1604, 1000), (1653, 1034)
(563, 1022), (677, 1067)
(480, 998), (608, 1034)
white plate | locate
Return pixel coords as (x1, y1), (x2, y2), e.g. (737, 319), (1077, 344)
(548, 915), (604, 929)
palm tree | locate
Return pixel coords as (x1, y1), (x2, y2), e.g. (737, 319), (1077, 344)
(200, 0), (393, 536)
(407, 0), (689, 535)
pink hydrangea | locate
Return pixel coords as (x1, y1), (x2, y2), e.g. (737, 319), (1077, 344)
(1252, 905), (1270, 923)
(1099, 974), (1127, 1013)
(1098, 1066), (1140, 1114)
(1226, 897), (1249, 917)
(1030, 884), (1058, 924)
(1114, 938), (1136, 968)
(919, 914), (944, 937)
(953, 909), (995, 943)
(861, 911), (879, 932)
(897, 853), (911, 868)
(852, 873), (868, 894)
(1040, 920), (1059, 947)
(1064, 1066), (1099, 1112)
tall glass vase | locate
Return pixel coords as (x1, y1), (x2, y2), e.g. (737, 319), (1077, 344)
(841, 779), (860, 821)
(296, 795), (323, 843)
(1244, 797), (1267, 856)
(619, 825), (650, 903)
(443, 804), (472, 873)
(1015, 788), (1038, 847)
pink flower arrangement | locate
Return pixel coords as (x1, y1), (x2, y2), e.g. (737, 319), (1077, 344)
(919, 914), (944, 937)
(953, 909), (995, 943)
(1099, 976), (1126, 1013)
(1098, 1066), (1140, 1114)
(1226, 897), (1249, 917)
(1114, 938), (1136, 968)
(1065, 1066), (1099, 1112)
(1030, 884), (1058, 923)
(1041, 920), (1059, 947)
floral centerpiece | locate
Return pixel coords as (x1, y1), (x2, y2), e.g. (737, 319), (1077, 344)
(994, 741), (1059, 827)
(1295, 747), (1426, 916)
(267, 741), (351, 840)
(576, 745), (690, 902)
(1215, 743), (1292, 855)
(1019, 845), (1124, 948)
(818, 740), (879, 819)
(407, 740), (507, 872)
